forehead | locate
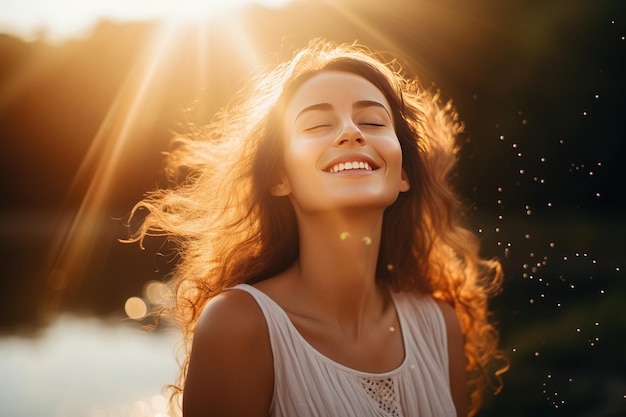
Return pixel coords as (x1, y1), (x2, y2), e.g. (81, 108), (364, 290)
(284, 71), (391, 120)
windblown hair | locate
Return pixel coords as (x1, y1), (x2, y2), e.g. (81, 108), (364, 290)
(126, 39), (507, 416)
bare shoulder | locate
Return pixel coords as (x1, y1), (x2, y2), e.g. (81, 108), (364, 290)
(195, 288), (269, 343)
(183, 288), (273, 417)
(433, 298), (467, 417)
(432, 298), (464, 356)
(433, 299), (461, 331)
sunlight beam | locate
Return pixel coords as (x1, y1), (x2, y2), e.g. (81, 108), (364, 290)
(318, 0), (400, 55)
(0, 0), (293, 43)
(40, 21), (186, 320)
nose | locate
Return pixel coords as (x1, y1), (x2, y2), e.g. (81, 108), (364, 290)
(334, 119), (365, 146)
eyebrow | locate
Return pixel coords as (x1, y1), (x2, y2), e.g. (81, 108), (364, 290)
(353, 100), (392, 118)
(295, 100), (391, 121)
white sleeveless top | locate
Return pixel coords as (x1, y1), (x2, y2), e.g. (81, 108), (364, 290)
(232, 284), (457, 417)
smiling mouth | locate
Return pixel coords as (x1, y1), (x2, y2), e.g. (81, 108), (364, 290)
(327, 161), (376, 173)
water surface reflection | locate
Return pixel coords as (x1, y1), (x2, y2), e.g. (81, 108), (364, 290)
(0, 315), (179, 417)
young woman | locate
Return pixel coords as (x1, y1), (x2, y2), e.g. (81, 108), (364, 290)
(128, 39), (506, 417)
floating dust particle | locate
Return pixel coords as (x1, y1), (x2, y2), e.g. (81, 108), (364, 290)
(340, 232), (350, 240)
(362, 236), (372, 246)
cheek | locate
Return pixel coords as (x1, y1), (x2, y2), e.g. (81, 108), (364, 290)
(383, 135), (404, 166)
(281, 141), (317, 188)
(283, 132), (326, 166)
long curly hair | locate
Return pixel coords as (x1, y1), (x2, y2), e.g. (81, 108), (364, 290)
(126, 39), (507, 416)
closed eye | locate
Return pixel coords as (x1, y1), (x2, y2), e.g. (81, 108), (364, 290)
(303, 124), (332, 132)
(359, 122), (386, 127)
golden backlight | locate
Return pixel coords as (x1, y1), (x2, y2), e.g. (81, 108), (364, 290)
(7, 0), (491, 330)
(0, 0), (293, 42)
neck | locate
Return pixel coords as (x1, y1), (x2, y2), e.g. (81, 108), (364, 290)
(291, 207), (387, 334)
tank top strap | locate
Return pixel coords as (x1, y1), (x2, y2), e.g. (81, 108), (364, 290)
(227, 283), (306, 360)
(228, 283), (291, 326)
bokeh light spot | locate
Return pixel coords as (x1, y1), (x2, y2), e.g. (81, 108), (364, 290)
(125, 297), (148, 320)
(143, 280), (169, 305)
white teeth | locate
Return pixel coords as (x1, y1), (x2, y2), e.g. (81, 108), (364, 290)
(330, 161), (372, 172)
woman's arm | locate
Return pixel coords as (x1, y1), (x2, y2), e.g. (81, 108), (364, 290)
(183, 290), (274, 417)
(436, 299), (468, 417)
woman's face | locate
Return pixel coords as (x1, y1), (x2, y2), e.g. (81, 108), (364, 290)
(274, 71), (409, 214)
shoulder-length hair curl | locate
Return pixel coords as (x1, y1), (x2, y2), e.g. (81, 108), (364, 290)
(126, 39), (507, 416)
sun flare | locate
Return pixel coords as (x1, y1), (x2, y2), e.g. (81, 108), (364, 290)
(0, 0), (293, 42)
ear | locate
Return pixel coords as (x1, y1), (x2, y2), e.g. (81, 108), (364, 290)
(270, 175), (291, 196)
(399, 169), (410, 192)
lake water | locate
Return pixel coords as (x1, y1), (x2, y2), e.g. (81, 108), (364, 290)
(0, 315), (180, 417)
